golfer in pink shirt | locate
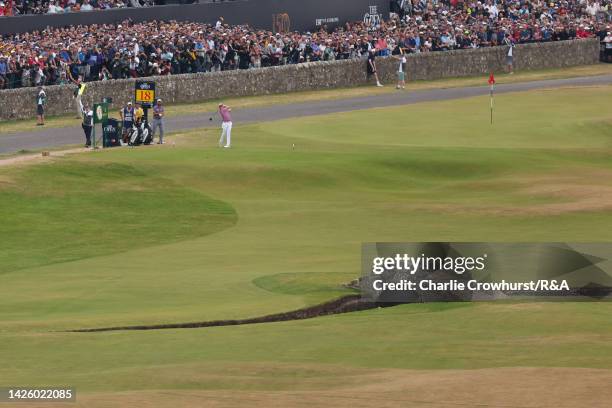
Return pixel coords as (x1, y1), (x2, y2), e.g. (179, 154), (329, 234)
(218, 103), (232, 148)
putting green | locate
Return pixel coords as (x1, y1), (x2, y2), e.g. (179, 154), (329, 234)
(0, 85), (611, 405)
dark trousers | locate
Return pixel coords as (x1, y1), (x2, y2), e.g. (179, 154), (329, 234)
(82, 124), (92, 146)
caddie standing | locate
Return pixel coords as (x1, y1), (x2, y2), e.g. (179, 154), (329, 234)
(151, 98), (165, 144)
(119, 101), (134, 144)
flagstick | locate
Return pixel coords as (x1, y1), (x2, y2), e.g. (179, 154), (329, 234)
(490, 83), (494, 125)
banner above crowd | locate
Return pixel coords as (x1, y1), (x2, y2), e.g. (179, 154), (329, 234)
(0, 0), (390, 35)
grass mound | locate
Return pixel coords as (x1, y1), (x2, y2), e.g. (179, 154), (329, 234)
(0, 161), (237, 274)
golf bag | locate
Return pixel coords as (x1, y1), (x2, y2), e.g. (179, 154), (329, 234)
(128, 121), (152, 146)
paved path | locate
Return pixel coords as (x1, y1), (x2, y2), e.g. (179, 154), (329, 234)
(1, 74), (611, 154)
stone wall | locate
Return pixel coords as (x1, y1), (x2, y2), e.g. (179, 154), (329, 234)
(0, 39), (600, 122)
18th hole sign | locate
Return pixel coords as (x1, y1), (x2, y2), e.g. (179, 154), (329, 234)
(134, 81), (156, 107)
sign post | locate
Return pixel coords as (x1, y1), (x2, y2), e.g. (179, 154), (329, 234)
(134, 81), (156, 125)
(102, 119), (121, 147)
(92, 102), (109, 149)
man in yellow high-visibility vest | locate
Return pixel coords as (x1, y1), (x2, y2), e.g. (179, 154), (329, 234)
(134, 103), (144, 125)
(133, 102), (145, 142)
(73, 78), (86, 119)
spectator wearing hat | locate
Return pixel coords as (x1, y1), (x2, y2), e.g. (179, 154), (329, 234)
(151, 99), (165, 144)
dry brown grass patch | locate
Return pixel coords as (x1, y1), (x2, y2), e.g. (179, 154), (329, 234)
(16, 367), (612, 408)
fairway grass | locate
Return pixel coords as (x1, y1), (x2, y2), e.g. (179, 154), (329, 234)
(1, 85), (612, 406)
(1, 63), (611, 135)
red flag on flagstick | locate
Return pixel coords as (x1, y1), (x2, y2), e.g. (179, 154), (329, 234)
(488, 72), (495, 86)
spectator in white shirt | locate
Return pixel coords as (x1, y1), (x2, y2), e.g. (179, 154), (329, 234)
(586, 1), (600, 16)
(605, 32), (612, 48)
(80, 0), (94, 11)
(47, 1), (62, 13)
(485, 1), (499, 18)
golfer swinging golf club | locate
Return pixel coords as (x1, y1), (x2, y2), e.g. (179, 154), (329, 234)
(218, 103), (232, 148)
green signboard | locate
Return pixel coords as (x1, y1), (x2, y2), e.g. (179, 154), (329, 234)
(93, 103), (108, 124)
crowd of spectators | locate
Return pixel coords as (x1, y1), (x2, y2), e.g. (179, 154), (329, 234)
(0, 0), (156, 16)
(0, 0), (611, 89)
